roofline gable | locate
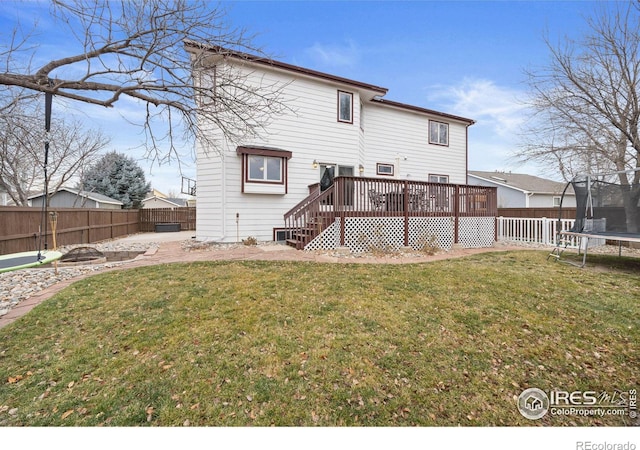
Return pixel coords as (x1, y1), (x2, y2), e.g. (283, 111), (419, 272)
(371, 98), (475, 125)
(467, 173), (530, 193)
(184, 41), (474, 124)
(185, 41), (388, 96)
(467, 173), (575, 195)
(28, 187), (123, 205)
(142, 196), (183, 207)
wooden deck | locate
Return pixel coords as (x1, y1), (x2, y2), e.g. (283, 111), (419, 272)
(284, 176), (497, 250)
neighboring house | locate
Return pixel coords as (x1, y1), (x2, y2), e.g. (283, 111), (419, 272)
(29, 188), (123, 209)
(187, 44), (496, 250)
(0, 189), (12, 206)
(142, 196), (189, 209)
(467, 171), (576, 209)
(147, 188), (169, 199)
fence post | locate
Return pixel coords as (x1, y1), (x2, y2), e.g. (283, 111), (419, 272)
(541, 217), (548, 245)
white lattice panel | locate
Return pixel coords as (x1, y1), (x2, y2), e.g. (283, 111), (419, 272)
(458, 217), (495, 248)
(343, 217), (405, 253)
(304, 220), (339, 251)
(304, 216), (495, 252)
(408, 217), (455, 251)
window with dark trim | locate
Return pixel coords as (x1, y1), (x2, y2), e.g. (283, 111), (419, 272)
(376, 163), (394, 176)
(429, 120), (449, 146)
(248, 155), (282, 182)
(338, 91), (353, 123)
(429, 174), (449, 183)
(237, 146), (292, 193)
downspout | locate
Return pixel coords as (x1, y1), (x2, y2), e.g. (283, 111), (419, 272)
(221, 149), (227, 240)
(465, 124), (469, 179)
(525, 192), (533, 208)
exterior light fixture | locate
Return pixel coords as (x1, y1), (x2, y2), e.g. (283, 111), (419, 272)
(358, 164), (364, 174)
(312, 159), (318, 169)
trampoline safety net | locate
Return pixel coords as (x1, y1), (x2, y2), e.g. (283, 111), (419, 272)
(560, 169), (640, 236)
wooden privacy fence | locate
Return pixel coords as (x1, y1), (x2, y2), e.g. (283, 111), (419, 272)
(497, 207), (576, 219)
(0, 207), (196, 255)
(0, 207), (139, 255)
(138, 207), (196, 232)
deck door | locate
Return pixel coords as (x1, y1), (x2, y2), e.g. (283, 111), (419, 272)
(320, 164), (354, 206)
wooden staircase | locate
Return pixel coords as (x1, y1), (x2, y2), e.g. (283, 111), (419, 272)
(284, 186), (336, 250)
(285, 212), (333, 249)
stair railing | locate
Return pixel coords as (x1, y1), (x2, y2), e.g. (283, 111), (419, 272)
(284, 185), (336, 249)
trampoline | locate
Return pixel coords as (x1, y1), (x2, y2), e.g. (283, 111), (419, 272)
(549, 168), (640, 267)
(0, 250), (63, 274)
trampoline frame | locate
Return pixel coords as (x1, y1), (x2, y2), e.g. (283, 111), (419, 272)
(550, 168), (640, 267)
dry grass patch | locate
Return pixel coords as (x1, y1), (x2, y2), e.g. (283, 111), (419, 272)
(0, 251), (638, 426)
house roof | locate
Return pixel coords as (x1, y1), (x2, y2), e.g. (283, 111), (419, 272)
(28, 187), (123, 205)
(236, 145), (293, 159)
(468, 171), (572, 195)
(371, 98), (475, 125)
(184, 41), (474, 125)
(185, 40), (388, 97)
(147, 188), (169, 199)
(142, 196), (187, 207)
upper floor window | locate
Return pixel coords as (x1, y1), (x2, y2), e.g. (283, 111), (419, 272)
(338, 91), (353, 123)
(429, 120), (449, 146)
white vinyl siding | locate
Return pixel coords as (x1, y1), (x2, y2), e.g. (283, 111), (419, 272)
(197, 62), (364, 241)
(195, 57), (470, 242)
(363, 105), (467, 184)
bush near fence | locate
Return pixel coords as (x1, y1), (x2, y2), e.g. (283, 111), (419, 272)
(0, 207), (196, 255)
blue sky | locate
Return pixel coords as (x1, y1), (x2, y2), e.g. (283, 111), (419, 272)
(0, 1), (612, 194)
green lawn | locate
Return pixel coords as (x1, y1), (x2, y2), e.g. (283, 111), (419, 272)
(0, 251), (638, 426)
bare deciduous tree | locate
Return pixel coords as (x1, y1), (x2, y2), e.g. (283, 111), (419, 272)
(0, 0), (288, 163)
(0, 91), (109, 205)
(518, 2), (640, 231)
(519, 3), (640, 178)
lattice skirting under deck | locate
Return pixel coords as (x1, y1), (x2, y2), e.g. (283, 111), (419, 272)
(304, 216), (495, 253)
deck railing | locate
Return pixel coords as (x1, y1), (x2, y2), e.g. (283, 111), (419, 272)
(284, 176), (497, 249)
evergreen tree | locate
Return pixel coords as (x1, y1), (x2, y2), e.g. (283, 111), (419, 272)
(80, 151), (150, 209)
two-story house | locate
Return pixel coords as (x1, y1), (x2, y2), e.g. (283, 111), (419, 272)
(187, 43), (496, 251)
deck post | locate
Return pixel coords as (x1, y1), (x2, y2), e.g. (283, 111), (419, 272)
(338, 178), (345, 246)
(403, 180), (409, 247)
(454, 185), (460, 244)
